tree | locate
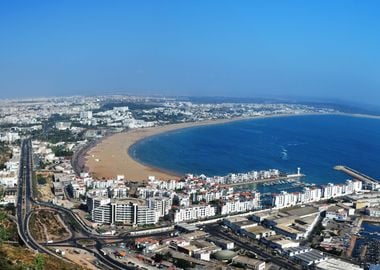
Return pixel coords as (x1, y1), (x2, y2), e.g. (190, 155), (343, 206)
(0, 211), (10, 245)
(37, 175), (47, 185)
(0, 226), (9, 244)
(34, 254), (45, 270)
(0, 211), (6, 221)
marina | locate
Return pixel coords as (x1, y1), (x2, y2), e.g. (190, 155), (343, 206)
(219, 172), (305, 188)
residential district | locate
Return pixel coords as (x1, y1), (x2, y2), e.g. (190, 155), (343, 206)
(0, 95), (379, 270)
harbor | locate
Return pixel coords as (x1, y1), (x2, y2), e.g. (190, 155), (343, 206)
(334, 165), (380, 189)
(219, 173), (305, 188)
(219, 168), (304, 188)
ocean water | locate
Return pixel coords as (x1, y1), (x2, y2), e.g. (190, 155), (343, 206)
(360, 222), (380, 239)
(129, 115), (380, 185)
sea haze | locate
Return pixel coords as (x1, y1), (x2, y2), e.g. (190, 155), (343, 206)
(129, 115), (380, 185)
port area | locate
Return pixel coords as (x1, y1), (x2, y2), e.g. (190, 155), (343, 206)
(219, 173), (305, 188)
(334, 165), (379, 186)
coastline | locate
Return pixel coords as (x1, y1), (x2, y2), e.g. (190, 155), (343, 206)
(84, 113), (321, 181)
(84, 112), (380, 181)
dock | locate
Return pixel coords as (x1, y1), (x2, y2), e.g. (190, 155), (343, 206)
(334, 165), (379, 187)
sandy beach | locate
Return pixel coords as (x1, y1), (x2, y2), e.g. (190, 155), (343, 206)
(85, 112), (364, 181)
(85, 117), (248, 181)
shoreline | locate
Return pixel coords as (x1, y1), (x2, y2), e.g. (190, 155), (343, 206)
(84, 112), (380, 181)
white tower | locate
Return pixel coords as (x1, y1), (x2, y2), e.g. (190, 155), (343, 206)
(297, 167), (301, 176)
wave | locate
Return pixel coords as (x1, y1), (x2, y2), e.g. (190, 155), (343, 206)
(281, 146), (288, 160)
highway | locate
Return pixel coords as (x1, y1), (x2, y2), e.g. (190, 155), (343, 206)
(16, 140), (77, 263)
(16, 140), (42, 251)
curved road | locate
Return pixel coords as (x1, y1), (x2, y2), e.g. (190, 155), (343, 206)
(16, 139), (138, 269)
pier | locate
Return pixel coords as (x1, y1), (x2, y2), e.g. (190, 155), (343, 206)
(334, 165), (379, 187)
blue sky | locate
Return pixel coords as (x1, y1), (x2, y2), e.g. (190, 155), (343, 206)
(0, 1), (379, 105)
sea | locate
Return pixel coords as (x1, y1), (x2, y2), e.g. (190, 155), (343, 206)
(129, 114), (380, 187)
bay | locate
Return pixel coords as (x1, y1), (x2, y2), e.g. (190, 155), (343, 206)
(129, 115), (380, 185)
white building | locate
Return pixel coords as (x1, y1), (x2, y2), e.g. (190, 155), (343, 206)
(0, 132), (20, 143)
(87, 188), (109, 198)
(302, 187), (322, 203)
(146, 197), (172, 217)
(87, 179), (116, 189)
(87, 196), (112, 224)
(110, 186), (128, 198)
(68, 182), (86, 199)
(176, 194), (191, 207)
(272, 191), (299, 208)
(87, 196), (160, 226)
(221, 197), (260, 215)
(138, 187), (174, 199)
(191, 190), (225, 203)
(80, 111), (93, 120)
(325, 206), (348, 221)
(0, 147), (20, 187)
(174, 205), (216, 223)
(87, 196), (111, 213)
(273, 181), (362, 208)
(112, 201), (159, 226)
(55, 122), (71, 130)
(156, 179), (185, 190)
(0, 171), (18, 187)
(322, 183), (341, 198)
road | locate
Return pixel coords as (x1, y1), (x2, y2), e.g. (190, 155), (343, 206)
(16, 140), (81, 263)
(16, 140), (44, 251)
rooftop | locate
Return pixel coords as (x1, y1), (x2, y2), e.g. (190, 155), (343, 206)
(232, 255), (265, 267)
(282, 206), (319, 217)
(276, 224), (302, 235)
(294, 249), (326, 265)
(316, 258), (362, 270)
(246, 225), (274, 234)
(233, 219), (257, 228)
(214, 250), (236, 261)
(182, 231), (208, 240)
